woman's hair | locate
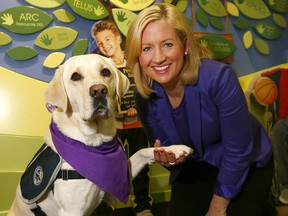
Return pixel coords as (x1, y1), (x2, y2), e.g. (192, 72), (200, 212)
(126, 3), (211, 98)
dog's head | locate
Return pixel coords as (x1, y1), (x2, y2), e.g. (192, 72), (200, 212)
(44, 54), (130, 122)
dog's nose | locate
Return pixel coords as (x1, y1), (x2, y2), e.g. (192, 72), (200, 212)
(90, 84), (107, 98)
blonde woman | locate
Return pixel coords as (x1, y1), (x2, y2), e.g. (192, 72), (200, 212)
(126, 3), (274, 216)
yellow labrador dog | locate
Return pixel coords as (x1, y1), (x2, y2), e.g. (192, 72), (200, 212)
(8, 54), (192, 216)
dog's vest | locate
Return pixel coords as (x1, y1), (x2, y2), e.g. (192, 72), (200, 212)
(19, 121), (130, 215)
(20, 144), (62, 204)
(19, 144), (84, 215)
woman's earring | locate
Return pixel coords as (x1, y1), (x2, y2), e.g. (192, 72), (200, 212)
(184, 51), (188, 56)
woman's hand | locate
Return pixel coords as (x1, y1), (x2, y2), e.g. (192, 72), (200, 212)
(205, 194), (229, 216)
(153, 139), (187, 167)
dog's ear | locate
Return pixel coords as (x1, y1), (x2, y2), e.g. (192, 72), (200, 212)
(43, 66), (68, 112)
(115, 68), (130, 98)
(105, 57), (130, 98)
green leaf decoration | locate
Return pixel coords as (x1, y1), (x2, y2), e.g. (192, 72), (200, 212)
(66, 0), (108, 20)
(6, 46), (38, 60)
(273, 13), (287, 29)
(34, 26), (78, 50)
(176, 0), (188, 12)
(110, 0), (154, 11)
(24, 0), (65, 9)
(253, 22), (282, 40)
(264, 0), (288, 13)
(254, 38), (270, 55)
(163, 0), (173, 3)
(197, 0), (227, 17)
(233, 0), (271, 19)
(43, 52), (66, 68)
(233, 18), (250, 30)
(53, 9), (76, 23)
(0, 6), (53, 34)
(196, 8), (209, 27)
(196, 34), (236, 60)
(243, 30), (253, 49)
(209, 17), (224, 30)
(112, 9), (137, 37)
(227, 2), (239, 17)
(0, 32), (12, 46)
(72, 39), (88, 56)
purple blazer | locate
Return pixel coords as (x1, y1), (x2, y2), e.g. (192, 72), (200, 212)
(135, 59), (272, 199)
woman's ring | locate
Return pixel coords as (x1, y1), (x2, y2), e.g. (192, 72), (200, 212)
(169, 161), (176, 165)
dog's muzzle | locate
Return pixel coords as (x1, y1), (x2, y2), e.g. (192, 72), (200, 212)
(90, 84), (109, 116)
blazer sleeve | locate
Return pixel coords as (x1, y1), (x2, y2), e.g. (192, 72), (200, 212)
(204, 62), (255, 199)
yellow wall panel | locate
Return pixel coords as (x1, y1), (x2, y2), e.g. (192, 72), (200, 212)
(0, 67), (50, 136)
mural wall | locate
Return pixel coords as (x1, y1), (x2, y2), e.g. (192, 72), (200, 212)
(0, 0), (288, 83)
(0, 1), (287, 214)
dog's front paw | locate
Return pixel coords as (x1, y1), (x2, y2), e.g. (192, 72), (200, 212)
(163, 145), (193, 159)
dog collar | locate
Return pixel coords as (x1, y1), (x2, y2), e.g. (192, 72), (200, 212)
(50, 121), (130, 203)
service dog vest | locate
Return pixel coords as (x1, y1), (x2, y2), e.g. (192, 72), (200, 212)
(20, 143), (62, 204)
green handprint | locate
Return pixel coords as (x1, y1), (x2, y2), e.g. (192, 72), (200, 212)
(119, 0), (128, 4)
(40, 34), (53, 46)
(256, 24), (265, 34)
(1, 13), (14, 26)
(116, 11), (127, 22)
(200, 39), (208, 48)
(94, 6), (104, 17)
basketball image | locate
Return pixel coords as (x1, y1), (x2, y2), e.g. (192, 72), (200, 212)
(253, 77), (278, 106)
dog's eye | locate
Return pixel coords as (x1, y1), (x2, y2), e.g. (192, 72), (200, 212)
(101, 68), (111, 77)
(71, 72), (83, 81)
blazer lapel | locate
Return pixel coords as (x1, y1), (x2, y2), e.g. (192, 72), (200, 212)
(184, 85), (202, 156)
(154, 83), (202, 156)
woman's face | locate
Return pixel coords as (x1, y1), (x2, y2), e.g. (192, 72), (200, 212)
(95, 30), (121, 57)
(139, 19), (186, 90)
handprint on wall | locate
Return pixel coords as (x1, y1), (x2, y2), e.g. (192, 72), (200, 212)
(94, 6), (105, 17)
(40, 34), (53, 46)
(119, 0), (128, 4)
(256, 24), (265, 34)
(200, 39), (208, 48)
(1, 13), (14, 26)
(116, 11), (128, 22)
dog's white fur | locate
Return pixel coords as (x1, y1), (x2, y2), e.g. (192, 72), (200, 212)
(8, 54), (192, 216)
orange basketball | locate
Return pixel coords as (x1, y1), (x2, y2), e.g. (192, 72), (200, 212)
(253, 77), (278, 106)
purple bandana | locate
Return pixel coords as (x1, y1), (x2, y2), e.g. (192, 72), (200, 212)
(50, 121), (130, 203)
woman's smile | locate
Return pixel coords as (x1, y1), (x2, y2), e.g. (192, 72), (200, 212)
(153, 64), (170, 74)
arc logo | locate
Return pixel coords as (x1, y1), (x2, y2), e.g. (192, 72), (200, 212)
(33, 166), (44, 186)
